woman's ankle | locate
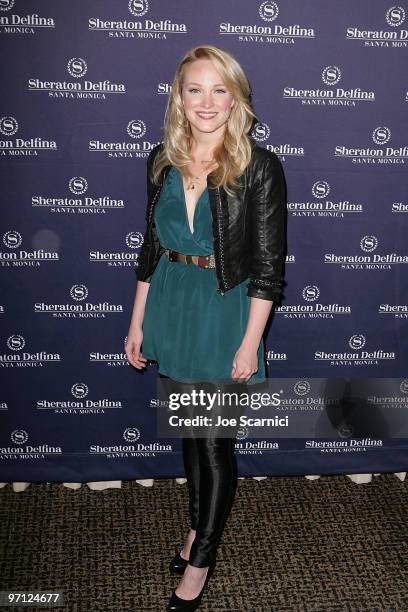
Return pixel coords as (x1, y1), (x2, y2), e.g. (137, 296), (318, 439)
(181, 528), (196, 559)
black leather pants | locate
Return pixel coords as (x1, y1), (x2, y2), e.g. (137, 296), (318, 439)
(161, 375), (243, 569)
(182, 433), (238, 568)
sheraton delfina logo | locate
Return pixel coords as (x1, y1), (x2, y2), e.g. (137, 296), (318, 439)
(28, 57), (126, 100)
(251, 121), (304, 160)
(0, 116), (57, 156)
(1, 335), (61, 368)
(0, 431), (62, 460)
(32, 176), (125, 215)
(288, 180), (363, 218)
(314, 334), (395, 366)
(378, 302), (408, 318)
(88, 0), (187, 39)
(275, 286), (351, 319)
(324, 235), (408, 269)
(235, 440), (279, 453)
(0, 1), (55, 35)
(36, 382), (123, 414)
(335, 127), (408, 164)
(219, 1), (315, 44)
(89, 120), (161, 159)
(346, 6), (407, 47)
(89, 428), (173, 458)
(34, 285), (124, 319)
(0, 231), (59, 267)
(283, 65), (375, 106)
(89, 232), (143, 267)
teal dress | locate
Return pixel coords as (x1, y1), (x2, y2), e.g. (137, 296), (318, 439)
(141, 166), (266, 384)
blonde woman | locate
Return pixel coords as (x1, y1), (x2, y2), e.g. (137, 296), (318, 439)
(126, 45), (287, 611)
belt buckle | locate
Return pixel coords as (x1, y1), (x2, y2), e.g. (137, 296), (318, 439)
(199, 254), (216, 269)
(166, 249), (215, 268)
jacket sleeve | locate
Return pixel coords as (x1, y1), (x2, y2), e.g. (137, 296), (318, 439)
(135, 147), (160, 283)
(246, 151), (287, 302)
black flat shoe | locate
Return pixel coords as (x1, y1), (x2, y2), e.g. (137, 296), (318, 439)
(165, 560), (216, 611)
(169, 550), (189, 575)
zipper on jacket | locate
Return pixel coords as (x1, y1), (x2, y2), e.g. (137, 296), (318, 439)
(215, 186), (228, 296)
(148, 166), (171, 223)
(147, 182), (163, 225)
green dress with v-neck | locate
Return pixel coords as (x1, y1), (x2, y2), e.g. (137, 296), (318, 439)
(141, 166), (266, 384)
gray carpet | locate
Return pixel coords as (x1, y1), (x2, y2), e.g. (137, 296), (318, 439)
(1, 474), (408, 611)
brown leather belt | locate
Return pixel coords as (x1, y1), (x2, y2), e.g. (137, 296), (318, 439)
(165, 248), (216, 269)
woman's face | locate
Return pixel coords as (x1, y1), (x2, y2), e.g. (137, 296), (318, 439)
(181, 58), (235, 140)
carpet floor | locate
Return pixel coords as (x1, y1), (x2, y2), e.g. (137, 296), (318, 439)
(1, 474), (408, 611)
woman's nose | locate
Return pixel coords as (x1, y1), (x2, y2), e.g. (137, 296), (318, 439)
(202, 93), (213, 108)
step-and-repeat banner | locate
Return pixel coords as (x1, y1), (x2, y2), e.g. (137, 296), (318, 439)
(1, 1), (407, 482)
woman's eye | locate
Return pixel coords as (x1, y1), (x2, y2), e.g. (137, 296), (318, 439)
(187, 88), (227, 94)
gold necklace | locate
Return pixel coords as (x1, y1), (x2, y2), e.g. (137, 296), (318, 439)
(186, 160), (216, 190)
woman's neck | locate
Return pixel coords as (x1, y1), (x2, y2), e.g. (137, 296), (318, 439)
(189, 131), (224, 162)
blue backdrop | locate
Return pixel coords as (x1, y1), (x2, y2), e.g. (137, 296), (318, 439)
(1, 0), (407, 482)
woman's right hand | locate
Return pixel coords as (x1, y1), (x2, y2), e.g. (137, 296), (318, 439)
(125, 326), (148, 370)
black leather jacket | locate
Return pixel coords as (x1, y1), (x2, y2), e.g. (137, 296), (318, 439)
(135, 140), (287, 302)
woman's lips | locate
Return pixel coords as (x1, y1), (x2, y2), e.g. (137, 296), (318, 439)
(196, 112), (218, 120)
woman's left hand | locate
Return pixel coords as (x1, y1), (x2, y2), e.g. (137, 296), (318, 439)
(231, 343), (258, 383)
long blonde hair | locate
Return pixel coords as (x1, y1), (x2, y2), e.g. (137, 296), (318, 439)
(150, 45), (258, 197)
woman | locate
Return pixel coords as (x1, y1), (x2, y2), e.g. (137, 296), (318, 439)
(126, 45), (286, 611)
